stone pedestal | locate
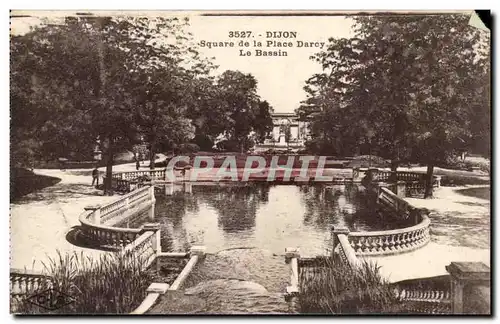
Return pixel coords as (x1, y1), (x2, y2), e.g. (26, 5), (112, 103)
(278, 134), (286, 145)
(396, 181), (406, 198)
(84, 205), (102, 224)
(285, 247), (300, 264)
(446, 262), (491, 314)
(352, 167), (368, 181)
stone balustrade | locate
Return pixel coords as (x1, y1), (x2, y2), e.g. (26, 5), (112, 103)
(120, 223), (161, 271)
(332, 229), (363, 268)
(115, 169), (167, 181)
(395, 290), (452, 314)
(79, 186), (156, 249)
(353, 168), (441, 197)
(79, 224), (142, 249)
(348, 216), (430, 256)
(10, 269), (52, 298)
(395, 288), (451, 304)
(331, 188), (431, 257)
(10, 224), (163, 312)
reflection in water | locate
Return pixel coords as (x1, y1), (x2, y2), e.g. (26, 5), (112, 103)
(199, 184), (270, 233)
(126, 184), (408, 255)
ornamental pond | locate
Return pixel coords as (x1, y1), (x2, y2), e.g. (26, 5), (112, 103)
(120, 183), (413, 256)
(115, 183), (416, 314)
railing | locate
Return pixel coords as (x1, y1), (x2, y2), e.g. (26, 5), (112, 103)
(120, 223), (161, 271)
(103, 177), (133, 193)
(113, 169), (167, 181)
(79, 186), (155, 249)
(391, 274), (452, 314)
(377, 187), (414, 220)
(347, 215), (430, 256)
(331, 229), (451, 314)
(336, 232), (363, 268)
(331, 185), (431, 256)
(10, 224), (162, 313)
(10, 269), (52, 299)
(353, 168), (441, 196)
(395, 288), (451, 314)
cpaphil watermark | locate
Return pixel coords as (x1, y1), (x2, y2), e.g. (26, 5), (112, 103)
(165, 155), (335, 182)
(26, 288), (76, 311)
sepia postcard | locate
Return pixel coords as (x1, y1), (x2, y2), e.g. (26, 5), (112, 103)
(9, 10), (491, 315)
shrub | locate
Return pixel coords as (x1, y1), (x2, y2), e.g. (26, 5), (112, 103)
(299, 259), (401, 314)
(14, 251), (153, 314)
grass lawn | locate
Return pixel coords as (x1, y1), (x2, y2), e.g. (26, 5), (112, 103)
(10, 168), (61, 201)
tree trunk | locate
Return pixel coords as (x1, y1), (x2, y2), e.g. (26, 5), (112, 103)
(104, 142), (114, 196)
(424, 163), (435, 198)
(149, 138), (156, 170)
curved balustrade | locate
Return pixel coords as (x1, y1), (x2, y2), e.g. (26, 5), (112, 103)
(79, 223), (142, 249)
(337, 234), (362, 268)
(348, 215), (430, 256)
(79, 186), (155, 249)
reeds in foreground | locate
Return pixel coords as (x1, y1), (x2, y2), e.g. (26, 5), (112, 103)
(15, 251), (154, 314)
(298, 258), (402, 314)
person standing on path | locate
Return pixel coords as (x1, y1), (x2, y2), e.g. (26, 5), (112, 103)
(136, 159), (140, 170)
(92, 167), (99, 187)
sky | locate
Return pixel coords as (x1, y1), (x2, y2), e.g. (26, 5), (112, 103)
(10, 11), (356, 113)
(188, 15), (355, 113)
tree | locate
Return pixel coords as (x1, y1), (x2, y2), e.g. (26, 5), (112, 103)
(213, 70), (272, 153)
(254, 100), (274, 143)
(122, 17), (212, 168)
(300, 14), (489, 197)
(10, 15), (216, 191)
(11, 16), (160, 193)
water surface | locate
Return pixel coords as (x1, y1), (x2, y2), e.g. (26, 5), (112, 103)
(125, 183), (409, 256)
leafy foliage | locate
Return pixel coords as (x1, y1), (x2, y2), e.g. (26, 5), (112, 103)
(11, 15), (274, 185)
(298, 14), (490, 196)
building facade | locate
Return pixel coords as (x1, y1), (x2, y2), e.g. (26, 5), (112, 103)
(255, 112), (310, 152)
